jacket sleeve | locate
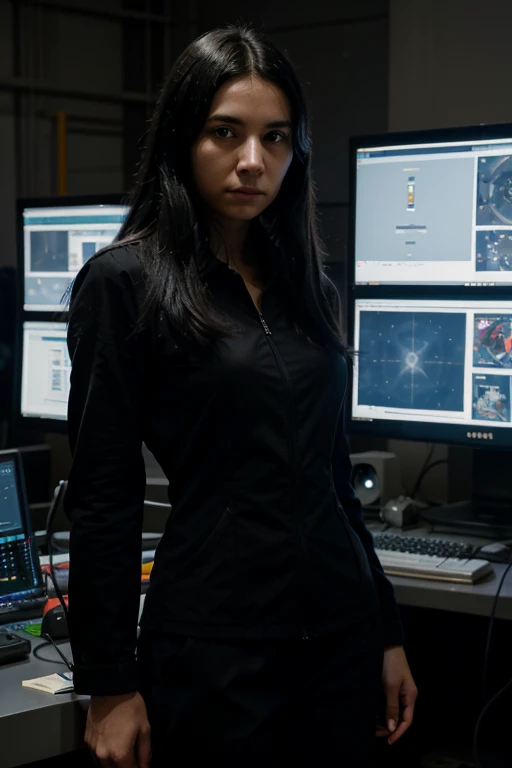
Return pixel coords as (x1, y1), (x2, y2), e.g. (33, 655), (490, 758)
(63, 251), (147, 695)
(322, 272), (404, 648)
(331, 390), (405, 648)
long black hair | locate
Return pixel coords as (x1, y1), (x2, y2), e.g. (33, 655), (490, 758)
(61, 22), (344, 353)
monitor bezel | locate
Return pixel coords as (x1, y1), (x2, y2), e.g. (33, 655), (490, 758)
(0, 448), (45, 601)
(14, 194), (128, 436)
(347, 121), (512, 450)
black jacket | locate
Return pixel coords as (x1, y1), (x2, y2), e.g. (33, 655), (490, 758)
(63, 233), (403, 696)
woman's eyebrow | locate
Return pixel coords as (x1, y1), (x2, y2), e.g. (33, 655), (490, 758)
(207, 113), (291, 129)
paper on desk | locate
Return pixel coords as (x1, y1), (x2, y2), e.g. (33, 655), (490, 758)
(22, 671), (74, 694)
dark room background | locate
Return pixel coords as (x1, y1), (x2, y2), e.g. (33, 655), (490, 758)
(2, 0), (512, 500)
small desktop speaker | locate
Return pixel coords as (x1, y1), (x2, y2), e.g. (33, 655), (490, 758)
(349, 451), (401, 508)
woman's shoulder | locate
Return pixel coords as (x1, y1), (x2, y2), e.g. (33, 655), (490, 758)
(69, 242), (145, 304)
(79, 241), (144, 286)
(319, 271), (341, 314)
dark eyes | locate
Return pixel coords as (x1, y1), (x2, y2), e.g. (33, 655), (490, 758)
(211, 126), (288, 143)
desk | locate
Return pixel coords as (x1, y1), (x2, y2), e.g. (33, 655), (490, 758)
(2, 553), (512, 766)
(369, 523), (512, 620)
(0, 597), (147, 768)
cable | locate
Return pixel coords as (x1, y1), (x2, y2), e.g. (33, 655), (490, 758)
(33, 638), (67, 666)
(37, 569), (74, 671)
(410, 459), (448, 500)
(474, 676), (512, 768)
(482, 551), (512, 706)
(474, 551), (512, 767)
(408, 443), (435, 498)
(45, 481), (70, 630)
(45, 481), (74, 673)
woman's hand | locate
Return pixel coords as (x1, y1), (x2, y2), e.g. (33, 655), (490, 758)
(85, 691), (152, 767)
(375, 645), (418, 746)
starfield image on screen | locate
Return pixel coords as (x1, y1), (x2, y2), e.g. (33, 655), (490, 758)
(357, 311), (466, 411)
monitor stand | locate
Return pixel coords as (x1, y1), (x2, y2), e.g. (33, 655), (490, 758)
(430, 447), (512, 540)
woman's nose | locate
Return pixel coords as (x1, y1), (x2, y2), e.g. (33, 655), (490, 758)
(237, 138), (264, 173)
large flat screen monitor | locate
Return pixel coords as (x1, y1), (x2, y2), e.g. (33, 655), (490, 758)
(352, 123), (512, 287)
(0, 449), (45, 605)
(349, 124), (512, 527)
(19, 196), (129, 312)
(20, 321), (69, 422)
(351, 297), (512, 448)
(14, 194), (128, 435)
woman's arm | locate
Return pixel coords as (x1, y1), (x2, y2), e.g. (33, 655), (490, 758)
(331, 392), (405, 648)
(64, 249), (147, 695)
(321, 272), (404, 648)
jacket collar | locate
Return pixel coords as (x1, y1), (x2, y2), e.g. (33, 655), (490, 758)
(193, 219), (293, 286)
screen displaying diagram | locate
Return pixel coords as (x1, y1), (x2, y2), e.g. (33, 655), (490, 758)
(357, 310), (466, 411)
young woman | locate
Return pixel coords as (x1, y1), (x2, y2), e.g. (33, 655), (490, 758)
(62, 23), (417, 768)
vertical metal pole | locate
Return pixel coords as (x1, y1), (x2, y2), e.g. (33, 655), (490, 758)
(12, 0), (23, 199)
(27, 0), (36, 196)
(163, 0), (171, 78)
(145, 0), (151, 120)
(56, 111), (67, 195)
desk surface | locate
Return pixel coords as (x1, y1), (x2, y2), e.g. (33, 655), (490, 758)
(369, 523), (512, 620)
(2, 541), (512, 767)
(0, 598), (148, 767)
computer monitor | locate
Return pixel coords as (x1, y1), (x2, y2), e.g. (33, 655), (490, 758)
(351, 297), (512, 447)
(352, 122), (512, 287)
(0, 449), (45, 605)
(348, 123), (512, 530)
(20, 321), (69, 423)
(13, 194), (128, 436)
(18, 195), (129, 312)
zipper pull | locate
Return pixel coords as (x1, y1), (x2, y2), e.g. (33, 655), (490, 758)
(259, 314), (272, 335)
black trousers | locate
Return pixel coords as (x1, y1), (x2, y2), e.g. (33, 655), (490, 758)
(137, 613), (384, 767)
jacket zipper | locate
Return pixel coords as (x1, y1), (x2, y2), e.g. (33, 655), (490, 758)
(258, 313), (309, 641)
(229, 271), (310, 640)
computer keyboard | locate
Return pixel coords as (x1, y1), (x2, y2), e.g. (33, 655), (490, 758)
(373, 532), (494, 584)
(0, 596), (47, 625)
(373, 532), (477, 559)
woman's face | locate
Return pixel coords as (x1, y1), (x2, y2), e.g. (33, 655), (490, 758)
(191, 74), (294, 223)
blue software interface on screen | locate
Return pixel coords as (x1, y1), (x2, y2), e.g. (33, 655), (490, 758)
(23, 204), (128, 311)
(352, 299), (512, 437)
(0, 459), (40, 601)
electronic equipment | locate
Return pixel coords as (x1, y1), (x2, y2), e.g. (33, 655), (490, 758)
(0, 449), (46, 626)
(18, 195), (129, 313)
(19, 321), (69, 423)
(350, 450), (401, 507)
(348, 123), (512, 532)
(0, 630), (31, 665)
(350, 297), (512, 448)
(477, 541), (512, 563)
(372, 531), (478, 559)
(375, 550), (493, 584)
(41, 596), (68, 640)
(352, 123), (512, 287)
(14, 194), (128, 435)
(380, 495), (419, 528)
(372, 532), (493, 583)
